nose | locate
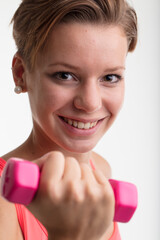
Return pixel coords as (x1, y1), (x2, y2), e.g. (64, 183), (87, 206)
(73, 80), (102, 113)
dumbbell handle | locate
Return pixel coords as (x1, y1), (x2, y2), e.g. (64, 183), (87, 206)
(0, 158), (138, 223)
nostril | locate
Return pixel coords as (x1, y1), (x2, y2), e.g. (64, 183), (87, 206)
(73, 95), (102, 113)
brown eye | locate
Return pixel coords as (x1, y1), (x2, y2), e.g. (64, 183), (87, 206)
(56, 72), (72, 80)
(104, 74), (122, 83)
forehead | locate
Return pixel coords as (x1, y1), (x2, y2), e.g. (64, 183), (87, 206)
(39, 23), (128, 68)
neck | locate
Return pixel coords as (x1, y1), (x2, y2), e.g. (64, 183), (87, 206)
(23, 130), (92, 164)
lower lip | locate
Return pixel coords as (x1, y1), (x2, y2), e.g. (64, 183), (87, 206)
(58, 117), (104, 137)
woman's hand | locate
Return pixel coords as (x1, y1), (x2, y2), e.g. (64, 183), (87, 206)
(27, 152), (115, 240)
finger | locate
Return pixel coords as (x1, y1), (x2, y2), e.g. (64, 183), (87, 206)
(93, 170), (115, 208)
(80, 163), (98, 186)
(34, 151), (65, 182)
(93, 170), (115, 196)
(62, 157), (81, 181)
(61, 179), (85, 202)
(92, 169), (108, 186)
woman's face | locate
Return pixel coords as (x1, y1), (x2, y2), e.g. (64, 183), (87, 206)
(25, 23), (128, 153)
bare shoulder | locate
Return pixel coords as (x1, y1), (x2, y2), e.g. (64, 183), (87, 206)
(1, 139), (37, 161)
(0, 193), (23, 240)
(1, 147), (24, 161)
(91, 151), (112, 179)
(1, 153), (12, 161)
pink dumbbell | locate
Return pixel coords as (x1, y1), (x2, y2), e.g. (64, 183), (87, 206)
(0, 158), (138, 223)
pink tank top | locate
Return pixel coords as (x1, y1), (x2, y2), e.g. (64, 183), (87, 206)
(0, 157), (121, 240)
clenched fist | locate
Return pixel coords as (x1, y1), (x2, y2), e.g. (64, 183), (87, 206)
(27, 152), (115, 240)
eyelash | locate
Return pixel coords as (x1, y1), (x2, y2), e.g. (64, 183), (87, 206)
(103, 74), (122, 84)
(50, 72), (75, 81)
(48, 71), (122, 84)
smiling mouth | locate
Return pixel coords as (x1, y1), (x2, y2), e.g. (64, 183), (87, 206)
(59, 116), (99, 130)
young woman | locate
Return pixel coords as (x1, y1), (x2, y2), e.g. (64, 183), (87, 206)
(0, 0), (138, 239)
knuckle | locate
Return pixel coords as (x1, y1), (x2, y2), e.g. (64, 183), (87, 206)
(66, 156), (76, 162)
(65, 179), (77, 195)
(94, 169), (107, 185)
(80, 162), (89, 169)
(40, 178), (60, 200)
(41, 178), (53, 195)
(103, 185), (115, 204)
(46, 151), (64, 160)
(80, 162), (91, 175)
(65, 157), (77, 166)
(63, 180), (84, 202)
(85, 183), (101, 201)
(65, 157), (81, 176)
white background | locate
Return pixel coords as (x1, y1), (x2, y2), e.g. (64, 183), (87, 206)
(0, 1), (160, 239)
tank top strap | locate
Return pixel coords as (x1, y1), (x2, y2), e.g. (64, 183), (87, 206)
(0, 157), (6, 176)
(89, 159), (96, 170)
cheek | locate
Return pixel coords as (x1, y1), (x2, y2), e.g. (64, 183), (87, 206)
(37, 92), (60, 114)
(32, 84), (73, 115)
(104, 86), (125, 116)
(28, 86), (56, 118)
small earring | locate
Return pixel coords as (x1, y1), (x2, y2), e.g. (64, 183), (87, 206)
(14, 86), (22, 94)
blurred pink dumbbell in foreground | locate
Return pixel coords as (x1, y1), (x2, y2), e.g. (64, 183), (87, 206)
(0, 158), (138, 223)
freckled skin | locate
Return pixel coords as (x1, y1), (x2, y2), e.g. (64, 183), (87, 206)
(1, 23), (128, 240)
(24, 23), (127, 156)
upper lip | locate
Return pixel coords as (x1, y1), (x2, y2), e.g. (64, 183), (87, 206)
(58, 115), (106, 123)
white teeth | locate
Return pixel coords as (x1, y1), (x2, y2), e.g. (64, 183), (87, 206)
(63, 117), (98, 130)
(84, 122), (91, 129)
(90, 122), (94, 128)
(73, 121), (78, 127)
(78, 122), (85, 129)
(68, 119), (73, 126)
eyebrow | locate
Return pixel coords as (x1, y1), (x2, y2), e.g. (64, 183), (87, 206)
(48, 62), (80, 71)
(105, 67), (126, 73)
(48, 62), (125, 72)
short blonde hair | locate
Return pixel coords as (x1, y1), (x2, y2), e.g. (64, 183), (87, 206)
(12, 0), (138, 70)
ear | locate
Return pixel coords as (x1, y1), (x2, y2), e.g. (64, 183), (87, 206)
(12, 52), (28, 93)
